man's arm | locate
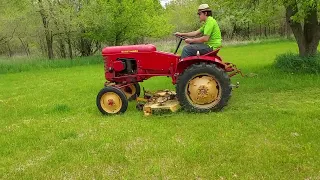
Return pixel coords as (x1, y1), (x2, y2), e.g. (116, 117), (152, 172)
(186, 19), (215, 44)
(185, 36), (209, 44)
(175, 29), (201, 37)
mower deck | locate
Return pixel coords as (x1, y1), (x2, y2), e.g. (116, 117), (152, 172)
(143, 99), (180, 116)
(137, 90), (181, 116)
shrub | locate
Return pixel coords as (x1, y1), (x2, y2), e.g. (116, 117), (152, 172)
(274, 52), (320, 74)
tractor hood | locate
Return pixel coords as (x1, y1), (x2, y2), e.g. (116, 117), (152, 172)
(102, 44), (156, 55)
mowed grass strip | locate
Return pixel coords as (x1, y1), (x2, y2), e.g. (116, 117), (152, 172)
(0, 41), (320, 179)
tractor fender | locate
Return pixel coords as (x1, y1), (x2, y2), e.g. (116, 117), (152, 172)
(176, 56), (226, 74)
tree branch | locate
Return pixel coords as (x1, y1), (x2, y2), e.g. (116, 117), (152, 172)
(0, 26), (18, 46)
(0, 36), (6, 43)
(52, 30), (77, 37)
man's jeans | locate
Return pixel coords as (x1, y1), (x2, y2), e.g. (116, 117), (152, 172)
(180, 43), (213, 59)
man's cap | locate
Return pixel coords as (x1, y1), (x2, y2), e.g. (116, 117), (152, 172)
(198, 4), (212, 12)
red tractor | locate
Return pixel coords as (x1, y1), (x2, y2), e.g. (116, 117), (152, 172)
(96, 35), (242, 115)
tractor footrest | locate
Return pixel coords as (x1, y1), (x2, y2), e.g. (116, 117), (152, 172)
(143, 100), (180, 116)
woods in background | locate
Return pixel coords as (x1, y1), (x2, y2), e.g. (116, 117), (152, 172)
(0, 0), (171, 59)
(0, 0), (319, 59)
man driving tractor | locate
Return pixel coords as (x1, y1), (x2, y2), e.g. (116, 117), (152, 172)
(175, 4), (222, 59)
(97, 4), (243, 115)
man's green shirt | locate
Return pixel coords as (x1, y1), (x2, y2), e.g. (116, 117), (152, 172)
(199, 16), (222, 49)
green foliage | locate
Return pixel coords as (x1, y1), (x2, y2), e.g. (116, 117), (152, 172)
(1, 0), (318, 58)
(165, 0), (201, 32)
(283, 0), (320, 22)
(164, 0), (288, 40)
(275, 52), (320, 74)
(76, 0), (173, 45)
(0, 0), (173, 58)
(219, 0), (319, 56)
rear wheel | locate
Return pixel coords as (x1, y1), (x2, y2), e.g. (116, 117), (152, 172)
(121, 83), (141, 101)
(96, 86), (128, 115)
(176, 63), (232, 112)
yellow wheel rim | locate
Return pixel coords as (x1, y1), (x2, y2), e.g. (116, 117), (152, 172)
(121, 84), (136, 99)
(100, 92), (123, 114)
(186, 74), (221, 108)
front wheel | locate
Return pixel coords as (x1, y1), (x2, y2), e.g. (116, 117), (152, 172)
(96, 86), (128, 115)
(176, 63), (232, 112)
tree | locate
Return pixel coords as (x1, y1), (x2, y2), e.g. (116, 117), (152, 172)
(165, 0), (201, 32)
(224, 0), (319, 56)
(79, 0), (172, 46)
(285, 0), (320, 56)
(165, 0), (284, 40)
(37, 0), (54, 59)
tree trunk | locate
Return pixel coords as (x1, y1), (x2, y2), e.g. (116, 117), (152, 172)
(63, 23), (73, 59)
(259, 24), (262, 37)
(92, 41), (101, 54)
(286, 1), (319, 56)
(47, 33), (54, 59)
(303, 6), (320, 56)
(79, 29), (92, 56)
(281, 21), (286, 37)
(247, 22), (250, 38)
(79, 38), (91, 56)
(115, 31), (122, 46)
(7, 42), (12, 57)
(38, 0), (54, 59)
(286, 20), (290, 39)
(231, 24), (237, 39)
(48, 1), (66, 59)
(58, 38), (66, 58)
(39, 38), (46, 56)
(67, 34), (73, 59)
(18, 37), (30, 56)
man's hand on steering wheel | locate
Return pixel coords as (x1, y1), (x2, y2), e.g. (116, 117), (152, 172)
(174, 33), (187, 41)
(174, 32), (183, 36)
(185, 38), (193, 44)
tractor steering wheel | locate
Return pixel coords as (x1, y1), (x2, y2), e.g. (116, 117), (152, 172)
(173, 34), (187, 54)
(174, 34), (187, 40)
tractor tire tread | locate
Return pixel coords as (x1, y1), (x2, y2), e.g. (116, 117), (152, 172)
(176, 62), (232, 113)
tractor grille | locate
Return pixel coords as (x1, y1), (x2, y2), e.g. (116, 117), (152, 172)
(104, 57), (108, 72)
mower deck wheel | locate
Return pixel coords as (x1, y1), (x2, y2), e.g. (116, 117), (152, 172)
(121, 83), (141, 101)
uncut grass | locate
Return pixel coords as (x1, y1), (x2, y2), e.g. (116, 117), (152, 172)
(1, 41), (320, 179)
(0, 55), (102, 74)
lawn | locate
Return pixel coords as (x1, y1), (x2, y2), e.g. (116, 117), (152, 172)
(1, 41), (320, 179)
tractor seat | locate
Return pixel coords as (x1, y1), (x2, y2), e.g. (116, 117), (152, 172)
(204, 47), (222, 57)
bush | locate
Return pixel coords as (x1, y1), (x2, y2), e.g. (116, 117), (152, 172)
(274, 52), (320, 74)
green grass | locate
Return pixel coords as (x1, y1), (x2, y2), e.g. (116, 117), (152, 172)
(1, 41), (320, 179)
(0, 55), (102, 74)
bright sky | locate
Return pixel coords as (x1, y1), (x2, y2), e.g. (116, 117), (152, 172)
(160, 0), (172, 7)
